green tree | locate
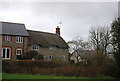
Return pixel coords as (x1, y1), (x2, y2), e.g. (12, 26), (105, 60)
(111, 18), (120, 69)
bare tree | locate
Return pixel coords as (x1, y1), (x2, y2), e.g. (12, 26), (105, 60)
(89, 26), (111, 54)
(68, 36), (93, 62)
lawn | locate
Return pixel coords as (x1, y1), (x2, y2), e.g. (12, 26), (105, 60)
(2, 73), (118, 81)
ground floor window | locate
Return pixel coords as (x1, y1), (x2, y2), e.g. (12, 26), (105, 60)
(16, 49), (22, 55)
(60, 55), (66, 61)
(2, 48), (10, 59)
(48, 55), (53, 61)
(16, 49), (22, 60)
(50, 55), (53, 59)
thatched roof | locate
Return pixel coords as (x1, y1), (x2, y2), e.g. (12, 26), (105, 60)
(27, 30), (69, 49)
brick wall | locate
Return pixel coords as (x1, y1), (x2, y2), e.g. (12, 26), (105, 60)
(1, 35), (28, 60)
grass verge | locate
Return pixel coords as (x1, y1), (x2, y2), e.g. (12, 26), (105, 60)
(2, 73), (119, 81)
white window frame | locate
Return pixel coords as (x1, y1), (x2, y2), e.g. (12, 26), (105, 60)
(16, 36), (23, 43)
(5, 36), (11, 41)
(2, 48), (11, 59)
(16, 49), (22, 55)
(31, 45), (39, 50)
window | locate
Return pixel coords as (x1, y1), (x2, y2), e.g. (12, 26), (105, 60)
(43, 56), (46, 60)
(49, 55), (53, 60)
(2, 48), (10, 59)
(16, 37), (23, 43)
(5, 36), (11, 41)
(31, 45), (39, 50)
(60, 55), (66, 61)
(50, 55), (53, 59)
(49, 46), (57, 50)
(16, 49), (22, 55)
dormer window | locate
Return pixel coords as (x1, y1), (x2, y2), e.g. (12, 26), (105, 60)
(5, 36), (11, 41)
(16, 36), (23, 43)
(32, 45), (39, 50)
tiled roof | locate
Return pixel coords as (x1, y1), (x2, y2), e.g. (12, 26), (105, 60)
(0, 21), (29, 36)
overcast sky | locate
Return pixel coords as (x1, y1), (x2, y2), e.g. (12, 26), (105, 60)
(0, 1), (118, 42)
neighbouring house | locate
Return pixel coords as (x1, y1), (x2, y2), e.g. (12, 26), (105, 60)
(70, 50), (96, 63)
(0, 21), (29, 60)
(0, 21), (69, 62)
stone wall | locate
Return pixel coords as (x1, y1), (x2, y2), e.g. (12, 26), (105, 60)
(28, 46), (69, 62)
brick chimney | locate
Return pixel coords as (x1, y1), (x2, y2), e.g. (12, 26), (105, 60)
(56, 26), (60, 35)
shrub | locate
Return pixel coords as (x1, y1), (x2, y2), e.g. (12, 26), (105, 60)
(85, 52), (110, 66)
(2, 60), (60, 73)
(2, 60), (119, 78)
(34, 53), (44, 60)
(16, 55), (23, 60)
(52, 58), (63, 64)
(22, 51), (38, 60)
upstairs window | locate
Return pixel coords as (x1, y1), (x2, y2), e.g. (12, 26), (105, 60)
(16, 36), (23, 43)
(5, 36), (11, 41)
(32, 45), (39, 50)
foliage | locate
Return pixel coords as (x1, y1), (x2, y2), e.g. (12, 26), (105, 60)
(18, 51), (44, 60)
(111, 18), (120, 69)
(16, 55), (23, 60)
(52, 58), (63, 64)
(22, 51), (38, 60)
(2, 60), (119, 78)
(34, 53), (44, 60)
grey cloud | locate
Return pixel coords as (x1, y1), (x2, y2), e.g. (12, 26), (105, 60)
(0, 2), (118, 41)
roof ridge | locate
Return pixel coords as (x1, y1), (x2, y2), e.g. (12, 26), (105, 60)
(27, 29), (57, 35)
(0, 21), (24, 25)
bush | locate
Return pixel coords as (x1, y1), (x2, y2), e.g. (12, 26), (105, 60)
(16, 55), (23, 60)
(22, 51), (38, 60)
(2, 60), (60, 73)
(2, 59), (119, 78)
(34, 53), (44, 60)
(52, 58), (63, 64)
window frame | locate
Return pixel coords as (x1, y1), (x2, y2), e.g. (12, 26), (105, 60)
(60, 55), (66, 61)
(16, 49), (22, 55)
(5, 36), (11, 41)
(2, 48), (11, 59)
(16, 36), (23, 43)
(31, 45), (39, 50)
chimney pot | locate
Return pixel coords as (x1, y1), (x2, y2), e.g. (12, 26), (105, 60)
(56, 26), (60, 35)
